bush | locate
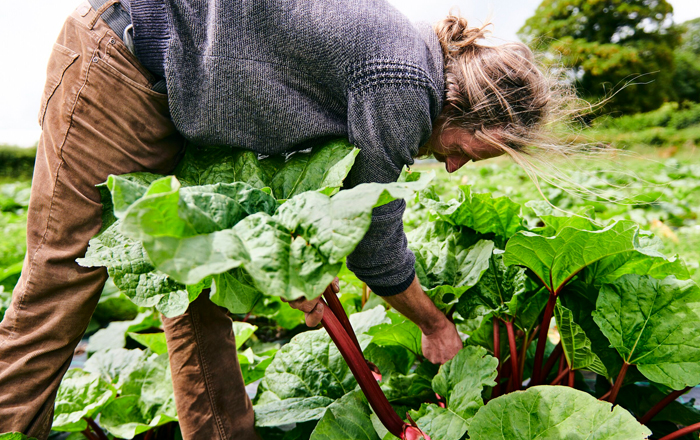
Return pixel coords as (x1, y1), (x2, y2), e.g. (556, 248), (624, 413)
(0, 145), (35, 180)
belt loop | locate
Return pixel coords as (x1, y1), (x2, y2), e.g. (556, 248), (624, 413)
(88, 0), (121, 29)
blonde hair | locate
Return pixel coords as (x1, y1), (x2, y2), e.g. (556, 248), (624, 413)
(432, 13), (616, 203)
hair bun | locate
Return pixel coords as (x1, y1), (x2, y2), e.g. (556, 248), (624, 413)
(435, 15), (491, 55)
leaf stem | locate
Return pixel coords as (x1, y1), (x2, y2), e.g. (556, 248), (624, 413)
(144, 429), (155, 440)
(659, 422), (700, 440)
(321, 299), (405, 438)
(639, 386), (692, 425)
(519, 329), (535, 385)
(607, 362), (630, 405)
(567, 369), (575, 388)
(323, 286), (362, 354)
(362, 283), (370, 308)
(505, 320), (520, 391)
(84, 417), (108, 440)
(550, 366), (570, 386)
(492, 319), (502, 398)
(541, 343), (563, 383)
(531, 291), (557, 386)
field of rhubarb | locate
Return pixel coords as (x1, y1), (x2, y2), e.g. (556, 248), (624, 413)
(1, 138), (700, 440)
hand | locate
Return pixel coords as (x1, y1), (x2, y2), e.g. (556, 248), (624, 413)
(283, 278), (339, 327)
(421, 319), (463, 364)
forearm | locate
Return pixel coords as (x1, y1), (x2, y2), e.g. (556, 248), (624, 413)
(380, 275), (450, 335)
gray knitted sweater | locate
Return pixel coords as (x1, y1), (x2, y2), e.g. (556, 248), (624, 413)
(128, 0), (445, 295)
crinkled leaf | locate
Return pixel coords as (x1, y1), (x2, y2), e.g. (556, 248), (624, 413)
(408, 220), (493, 312)
(555, 301), (608, 376)
(431, 346), (497, 421)
(263, 139), (359, 199)
(83, 348), (148, 391)
(420, 185), (523, 247)
(309, 391), (379, 440)
(349, 305), (390, 335)
(52, 369), (116, 431)
(99, 353), (178, 438)
(173, 145), (268, 188)
(410, 404), (470, 440)
(254, 328), (367, 426)
(469, 386), (651, 439)
(593, 274), (700, 389)
(76, 224), (195, 318)
(210, 269), (262, 314)
(504, 221), (640, 294)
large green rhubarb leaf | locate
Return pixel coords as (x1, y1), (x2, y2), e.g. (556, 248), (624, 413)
(408, 346), (498, 440)
(174, 145), (268, 188)
(84, 348), (148, 391)
(52, 369), (117, 431)
(408, 220), (493, 312)
(309, 391), (379, 440)
(503, 220), (640, 294)
(262, 139), (359, 199)
(366, 310), (422, 357)
(593, 274), (700, 389)
(469, 386), (651, 439)
(254, 308), (387, 427)
(555, 301), (607, 376)
(76, 224), (199, 317)
(419, 186), (523, 247)
(0, 434), (37, 440)
(99, 353), (177, 438)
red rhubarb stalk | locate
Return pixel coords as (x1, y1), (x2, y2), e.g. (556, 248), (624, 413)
(567, 369), (575, 388)
(321, 300), (412, 439)
(323, 286), (362, 353)
(504, 320), (520, 391)
(550, 366), (570, 386)
(658, 422), (700, 440)
(541, 343), (563, 383)
(81, 430), (98, 440)
(607, 362), (630, 405)
(492, 319), (502, 398)
(531, 291), (556, 386)
(639, 386), (692, 425)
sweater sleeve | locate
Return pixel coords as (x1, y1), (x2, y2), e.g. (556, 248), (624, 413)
(344, 79), (436, 296)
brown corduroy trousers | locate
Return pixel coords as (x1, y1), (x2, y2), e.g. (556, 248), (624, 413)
(0, 2), (258, 439)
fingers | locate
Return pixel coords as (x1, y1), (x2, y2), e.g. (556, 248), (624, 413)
(331, 277), (340, 294)
(305, 301), (325, 327)
(287, 297), (321, 313)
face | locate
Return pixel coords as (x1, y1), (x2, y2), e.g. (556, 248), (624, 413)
(426, 127), (506, 173)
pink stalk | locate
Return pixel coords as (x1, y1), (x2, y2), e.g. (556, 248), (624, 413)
(567, 369), (575, 388)
(504, 320), (520, 391)
(323, 286), (362, 353)
(321, 300), (424, 439)
(530, 292), (557, 386)
(659, 422), (700, 440)
(639, 386), (692, 425)
(492, 319), (502, 398)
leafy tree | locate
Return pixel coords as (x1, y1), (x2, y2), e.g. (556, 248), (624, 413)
(673, 18), (700, 103)
(519, 0), (681, 114)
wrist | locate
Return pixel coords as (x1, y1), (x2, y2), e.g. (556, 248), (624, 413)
(420, 314), (452, 336)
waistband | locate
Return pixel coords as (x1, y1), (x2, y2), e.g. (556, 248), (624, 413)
(88, 0), (133, 49)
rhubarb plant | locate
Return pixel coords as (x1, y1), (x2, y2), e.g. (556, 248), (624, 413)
(44, 139), (700, 439)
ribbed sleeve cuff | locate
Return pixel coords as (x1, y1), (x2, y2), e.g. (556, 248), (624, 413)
(368, 269), (415, 297)
(130, 0), (169, 77)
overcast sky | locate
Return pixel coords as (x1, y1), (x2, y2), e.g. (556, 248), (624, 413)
(1, 0), (699, 147)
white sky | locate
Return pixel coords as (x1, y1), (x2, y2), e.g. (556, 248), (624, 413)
(1, 0), (698, 147)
